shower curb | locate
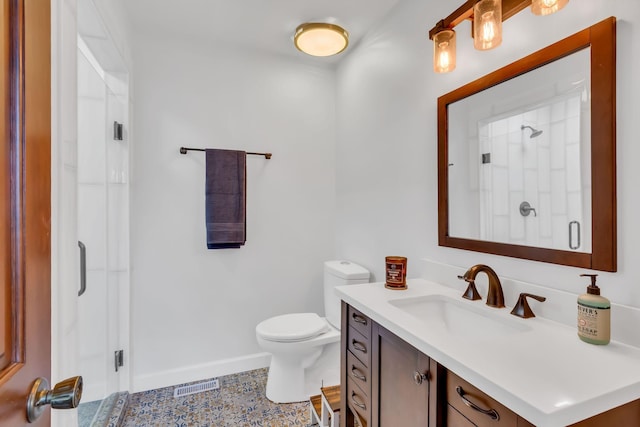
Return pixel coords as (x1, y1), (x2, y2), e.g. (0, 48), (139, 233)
(90, 391), (129, 427)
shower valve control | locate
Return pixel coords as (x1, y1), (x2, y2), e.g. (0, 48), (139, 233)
(519, 201), (537, 217)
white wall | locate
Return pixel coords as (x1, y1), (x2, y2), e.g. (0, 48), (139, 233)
(130, 32), (337, 391)
(335, 0), (640, 306)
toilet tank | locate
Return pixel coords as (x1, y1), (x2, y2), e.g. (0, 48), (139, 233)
(324, 260), (370, 329)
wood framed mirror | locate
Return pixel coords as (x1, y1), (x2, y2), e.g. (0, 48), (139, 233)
(438, 17), (616, 271)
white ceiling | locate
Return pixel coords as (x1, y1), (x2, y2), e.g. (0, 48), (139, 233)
(122, 0), (404, 63)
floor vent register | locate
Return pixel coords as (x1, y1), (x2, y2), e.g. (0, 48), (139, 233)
(173, 379), (220, 398)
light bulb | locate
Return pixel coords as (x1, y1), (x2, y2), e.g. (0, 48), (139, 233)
(481, 13), (496, 43)
(439, 45), (450, 70)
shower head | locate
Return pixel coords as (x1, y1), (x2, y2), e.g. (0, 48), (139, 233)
(521, 125), (543, 139)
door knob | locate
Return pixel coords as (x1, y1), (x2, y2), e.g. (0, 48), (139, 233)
(413, 371), (428, 385)
(26, 376), (83, 422)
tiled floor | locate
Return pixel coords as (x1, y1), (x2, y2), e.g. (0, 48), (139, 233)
(120, 368), (311, 427)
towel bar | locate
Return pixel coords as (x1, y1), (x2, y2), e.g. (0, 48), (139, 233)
(179, 146), (272, 159)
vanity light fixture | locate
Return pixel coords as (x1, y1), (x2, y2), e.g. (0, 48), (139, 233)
(428, 0), (570, 73)
(294, 23), (349, 57)
(531, 0), (569, 16)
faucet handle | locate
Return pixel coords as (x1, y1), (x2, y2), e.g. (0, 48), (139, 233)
(510, 293), (546, 318)
(458, 275), (481, 301)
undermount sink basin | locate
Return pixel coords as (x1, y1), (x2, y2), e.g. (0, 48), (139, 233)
(389, 294), (530, 339)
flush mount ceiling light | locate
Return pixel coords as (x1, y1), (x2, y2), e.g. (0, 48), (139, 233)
(428, 0), (570, 73)
(294, 23), (349, 57)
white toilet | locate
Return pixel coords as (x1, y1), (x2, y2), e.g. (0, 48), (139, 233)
(256, 260), (370, 403)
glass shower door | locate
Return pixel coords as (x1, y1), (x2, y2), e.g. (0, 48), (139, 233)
(77, 42), (129, 405)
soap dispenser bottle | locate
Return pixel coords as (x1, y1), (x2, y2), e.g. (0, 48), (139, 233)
(577, 274), (610, 345)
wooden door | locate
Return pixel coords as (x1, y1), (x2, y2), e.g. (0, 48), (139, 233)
(0, 0), (52, 425)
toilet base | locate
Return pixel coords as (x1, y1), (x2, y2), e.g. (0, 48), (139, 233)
(265, 347), (322, 403)
(264, 341), (340, 404)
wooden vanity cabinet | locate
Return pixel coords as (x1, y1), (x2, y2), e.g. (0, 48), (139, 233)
(340, 302), (640, 427)
(340, 302), (441, 427)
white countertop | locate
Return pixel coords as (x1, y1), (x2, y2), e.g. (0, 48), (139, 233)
(336, 279), (640, 427)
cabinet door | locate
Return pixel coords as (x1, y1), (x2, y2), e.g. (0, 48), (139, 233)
(375, 325), (430, 427)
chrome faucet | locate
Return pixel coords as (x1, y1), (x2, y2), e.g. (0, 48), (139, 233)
(460, 264), (505, 308)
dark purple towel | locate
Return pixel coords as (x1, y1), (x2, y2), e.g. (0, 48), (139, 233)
(205, 149), (246, 249)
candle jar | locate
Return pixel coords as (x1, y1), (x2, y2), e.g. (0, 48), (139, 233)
(385, 256), (407, 290)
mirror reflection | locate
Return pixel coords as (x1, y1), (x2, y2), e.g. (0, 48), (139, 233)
(448, 49), (591, 253)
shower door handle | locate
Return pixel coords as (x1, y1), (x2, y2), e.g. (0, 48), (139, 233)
(569, 221), (581, 250)
(78, 241), (87, 296)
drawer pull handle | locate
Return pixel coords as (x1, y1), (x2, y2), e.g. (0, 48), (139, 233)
(352, 313), (368, 325)
(351, 391), (367, 410)
(351, 366), (366, 381)
(352, 340), (367, 353)
(413, 371), (428, 385)
(456, 386), (500, 421)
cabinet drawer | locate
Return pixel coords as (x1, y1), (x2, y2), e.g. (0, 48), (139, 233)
(348, 326), (371, 367)
(447, 404), (475, 427)
(347, 378), (370, 427)
(347, 350), (369, 394)
(348, 305), (371, 339)
(446, 370), (518, 426)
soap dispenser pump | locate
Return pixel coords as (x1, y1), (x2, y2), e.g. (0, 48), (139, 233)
(577, 274), (610, 345)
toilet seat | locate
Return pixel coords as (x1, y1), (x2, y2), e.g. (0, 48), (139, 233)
(256, 313), (329, 342)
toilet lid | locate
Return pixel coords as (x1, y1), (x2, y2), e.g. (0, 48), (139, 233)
(256, 313), (329, 342)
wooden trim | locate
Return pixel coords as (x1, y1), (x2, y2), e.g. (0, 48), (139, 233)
(370, 322), (380, 427)
(0, 0), (11, 375)
(437, 17), (617, 272)
(0, 0), (25, 390)
(339, 301), (349, 427)
(9, 0), (26, 368)
(502, 0), (532, 21)
(428, 359), (446, 427)
(588, 17), (617, 271)
(568, 398), (640, 426)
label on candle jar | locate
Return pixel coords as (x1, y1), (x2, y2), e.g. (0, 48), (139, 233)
(385, 257), (407, 290)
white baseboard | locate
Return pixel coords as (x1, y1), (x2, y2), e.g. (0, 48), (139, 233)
(132, 352), (271, 393)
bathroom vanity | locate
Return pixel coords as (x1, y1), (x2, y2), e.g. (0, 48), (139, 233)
(338, 280), (640, 427)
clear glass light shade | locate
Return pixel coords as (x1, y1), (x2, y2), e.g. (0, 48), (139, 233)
(531, 0), (569, 16)
(473, 0), (502, 50)
(433, 29), (456, 73)
(294, 23), (349, 57)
